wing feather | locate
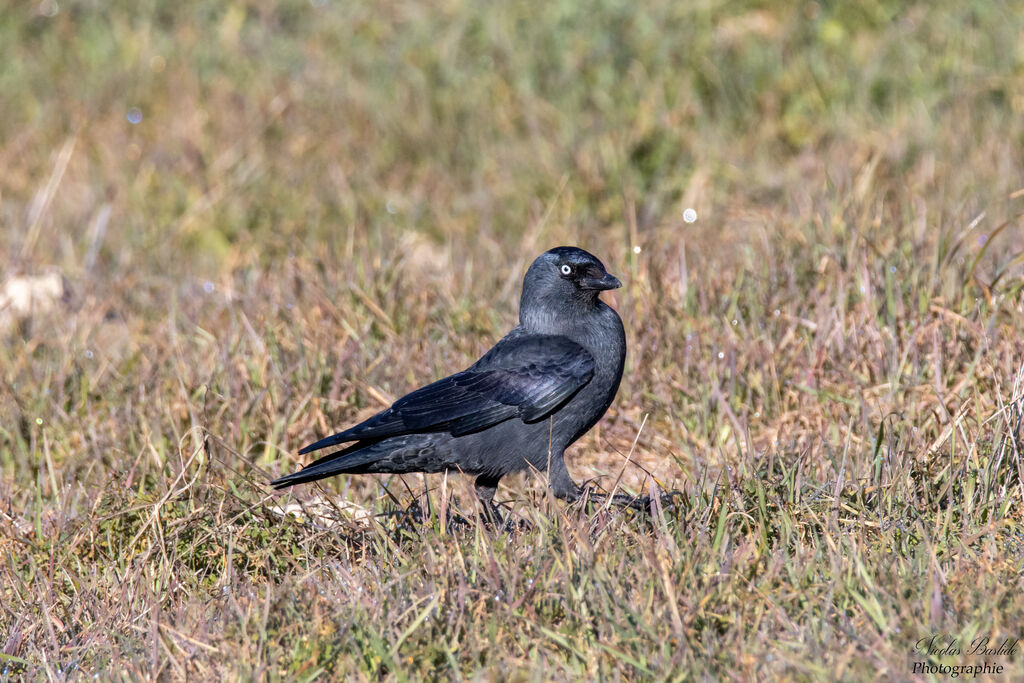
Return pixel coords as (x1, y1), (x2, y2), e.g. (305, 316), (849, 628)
(298, 334), (594, 455)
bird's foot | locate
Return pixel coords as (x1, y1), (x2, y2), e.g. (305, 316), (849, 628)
(477, 502), (532, 534)
(576, 487), (687, 515)
(577, 487), (648, 512)
(479, 501), (505, 528)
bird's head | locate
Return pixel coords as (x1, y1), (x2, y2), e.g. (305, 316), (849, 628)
(520, 247), (621, 328)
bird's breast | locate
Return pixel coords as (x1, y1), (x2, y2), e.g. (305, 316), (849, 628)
(556, 305), (626, 435)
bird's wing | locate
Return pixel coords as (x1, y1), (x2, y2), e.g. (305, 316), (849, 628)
(298, 335), (594, 454)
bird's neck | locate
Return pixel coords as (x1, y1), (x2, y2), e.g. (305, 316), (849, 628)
(519, 296), (601, 336)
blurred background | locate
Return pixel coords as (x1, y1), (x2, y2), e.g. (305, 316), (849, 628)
(6, 1), (1023, 272)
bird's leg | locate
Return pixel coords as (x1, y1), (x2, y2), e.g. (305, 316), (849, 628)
(547, 453), (583, 502)
(548, 452), (649, 512)
(474, 475), (505, 527)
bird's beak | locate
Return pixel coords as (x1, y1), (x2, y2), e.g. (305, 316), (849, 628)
(580, 272), (622, 291)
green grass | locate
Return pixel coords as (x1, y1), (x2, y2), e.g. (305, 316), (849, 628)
(2, 0), (1024, 679)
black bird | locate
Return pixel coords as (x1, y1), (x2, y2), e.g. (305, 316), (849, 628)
(272, 246), (629, 522)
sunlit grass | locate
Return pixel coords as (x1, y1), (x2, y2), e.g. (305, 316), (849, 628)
(2, 0), (1024, 678)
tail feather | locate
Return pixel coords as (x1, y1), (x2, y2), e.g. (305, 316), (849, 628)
(272, 439), (386, 489)
(298, 431), (353, 455)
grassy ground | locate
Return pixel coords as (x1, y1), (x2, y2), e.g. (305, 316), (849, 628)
(3, 0), (1024, 679)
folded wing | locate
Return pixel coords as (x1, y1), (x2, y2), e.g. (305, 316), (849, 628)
(298, 334), (594, 455)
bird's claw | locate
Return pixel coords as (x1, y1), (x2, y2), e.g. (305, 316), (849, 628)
(577, 487), (686, 515)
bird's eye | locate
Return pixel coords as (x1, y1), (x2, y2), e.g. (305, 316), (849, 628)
(560, 264), (572, 276)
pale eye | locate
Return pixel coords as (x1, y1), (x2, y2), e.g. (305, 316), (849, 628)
(560, 264), (572, 276)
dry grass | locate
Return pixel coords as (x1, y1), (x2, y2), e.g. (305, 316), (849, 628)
(2, 0), (1024, 679)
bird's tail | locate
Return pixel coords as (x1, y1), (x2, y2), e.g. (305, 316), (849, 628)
(271, 439), (386, 489)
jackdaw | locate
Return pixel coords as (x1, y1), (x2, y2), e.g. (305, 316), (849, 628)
(273, 246), (630, 522)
